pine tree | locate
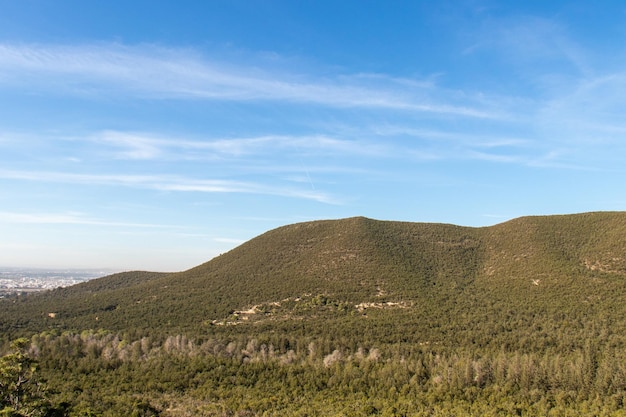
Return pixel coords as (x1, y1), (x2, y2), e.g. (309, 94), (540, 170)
(0, 338), (57, 417)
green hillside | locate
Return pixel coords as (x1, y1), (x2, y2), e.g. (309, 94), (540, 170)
(1, 212), (626, 416)
(1, 216), (482, 333)
(3, 212), (625, 340)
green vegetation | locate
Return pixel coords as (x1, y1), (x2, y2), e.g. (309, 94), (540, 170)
(1, 212), (626, 415)
(0, 338), (60, 416)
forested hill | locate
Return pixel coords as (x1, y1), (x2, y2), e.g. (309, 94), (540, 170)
(2, 211), (625, 340)
(2, 212), (626, 415)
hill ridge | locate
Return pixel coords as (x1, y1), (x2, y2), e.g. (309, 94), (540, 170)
(1, 211), (625, 339)
(3, 211), (626, 416)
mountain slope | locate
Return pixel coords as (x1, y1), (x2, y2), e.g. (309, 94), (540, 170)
(1, 212), (625, 346)
(3, 212), (626, 416)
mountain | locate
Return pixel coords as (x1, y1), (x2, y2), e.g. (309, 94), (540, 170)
(2, 212), (626, 416)
(2, 211), (625, 345)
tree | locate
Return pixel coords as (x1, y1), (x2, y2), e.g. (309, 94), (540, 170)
(0, 338), (52, 417)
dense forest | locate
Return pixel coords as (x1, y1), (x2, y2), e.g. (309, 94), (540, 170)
(1, 212), (626, 415)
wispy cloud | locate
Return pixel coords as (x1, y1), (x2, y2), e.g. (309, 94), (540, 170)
(465, 16), (589, 77)
(0, 211), (176, 228)
(371, 125), (531, 147)
(95, 128), (541, 167)
(459, 14), (626, 170)
(538, 73), (626, 145)
(0, 169), (339, 204)
(94, 130), (390, 160)
(0, 43), (499, 118)
(465, 150), (524, 164)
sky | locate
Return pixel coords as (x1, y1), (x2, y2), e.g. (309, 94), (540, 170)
(1, 1), (625, 271)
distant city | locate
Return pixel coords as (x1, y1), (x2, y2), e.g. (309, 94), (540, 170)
(0, 267), (115, 297)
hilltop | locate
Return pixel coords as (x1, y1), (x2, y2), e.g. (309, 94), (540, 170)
(1, 212), (626, 415)
(2, 212), (625, 342)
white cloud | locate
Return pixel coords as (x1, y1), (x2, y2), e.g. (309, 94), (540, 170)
(94, 130), (390, 160)
(0, 211), (176, 228)
(459, 14), (626, 171)
(539, 73), (626, 144)
(464, 150), (524, 164)
(465, 16), (589, 76)
(0, 169), (339, 204)
(0, 42), (499, 117)
(95, 131), (165, 159)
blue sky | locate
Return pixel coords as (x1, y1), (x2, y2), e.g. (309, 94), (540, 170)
(1, 1), (625, 271)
